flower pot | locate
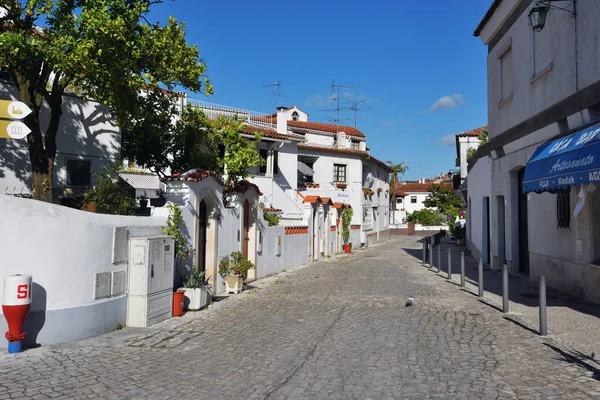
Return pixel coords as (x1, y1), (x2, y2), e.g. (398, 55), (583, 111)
(225, 275), (244, 294)
(139, 199), (148, 209)
(150, 197), (167, 207)
(342, 243), (352, 254)
(182, 287), (212, 310)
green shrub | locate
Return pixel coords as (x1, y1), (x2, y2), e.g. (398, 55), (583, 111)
(406, 209), (446, 226)
(341, 207), (353, 244)
(83, 162), (135, 215)
(219, 251), (255, 277)
(183, 270), (210, 288)
(263, 212), (280, 227)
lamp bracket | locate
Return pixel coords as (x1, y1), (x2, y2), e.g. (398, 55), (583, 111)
(537, 0), (576, 16)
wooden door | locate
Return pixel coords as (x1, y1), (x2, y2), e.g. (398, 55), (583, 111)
(198, 199), (207, 272)
(243, 200), (250, 259)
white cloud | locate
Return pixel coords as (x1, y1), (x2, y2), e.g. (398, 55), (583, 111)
(429, 94), (466, 112)
(440, 134), (456, 146)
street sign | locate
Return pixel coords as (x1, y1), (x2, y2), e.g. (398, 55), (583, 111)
(0, 100), (32, 120)
(0, 120), (32, 139)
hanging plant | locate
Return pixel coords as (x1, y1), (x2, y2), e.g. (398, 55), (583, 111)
(161, 203), (188, 259)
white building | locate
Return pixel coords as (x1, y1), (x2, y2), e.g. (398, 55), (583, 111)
(473, 0), (600, 303)
(455, 126), (487, 184)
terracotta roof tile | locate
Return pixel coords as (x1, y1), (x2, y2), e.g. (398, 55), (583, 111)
(288, 120), (365, 138)
(302, 195), (321, 204)
(231, 180), (262, 196)
(396, 191), (408, 197)
(163, 169), (216, 182)
(320, 197), (334, 206)
(456, 126), (488, 138)
(242, 125), (305, 141)
(398, 182), (452, 193)
(262, 207), (282, 212)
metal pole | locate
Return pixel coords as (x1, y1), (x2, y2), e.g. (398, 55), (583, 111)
(429, 242), (434, 269)
(437, 245), (441, 273)
(478, 258), (484, 297)
(539, 276), (547, 336)
(447, 249), (452, 280)
(460, 251), (465, 287)
(502, 264), (509, 313)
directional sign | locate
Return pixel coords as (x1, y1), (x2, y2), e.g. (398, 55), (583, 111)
(0, 120), (32, 139)
(0, 100), (32, 120)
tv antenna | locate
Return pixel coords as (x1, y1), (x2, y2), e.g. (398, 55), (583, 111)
(330, 80), (362, 131)
(320, 99), (370, 128)
(262, 80), (282, 110)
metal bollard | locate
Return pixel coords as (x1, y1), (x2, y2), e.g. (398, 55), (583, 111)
(429, 242), (434, 269)
(437, 245), (441, 273)
(447, 249), (452, 280)
(460, 251), (465, 287)
(539, 276), (547, 336)
(478, 258), (484, 297)
(502, 264), (509, 313)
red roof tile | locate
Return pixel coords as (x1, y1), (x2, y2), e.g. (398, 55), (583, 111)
(163, 169), (216, 182)
(242, 125), (305, 141)
(262, 207), (282, 212)
(288, 120), (365, 138)
(396, 191), (408, 197)
(302, 195), (321, 204)
(456, 126), (488, 138)
(398, 182), (452, 193)
(230, 180), (262, 196)
(333, 202), (345, 208)
(320, 197), (334, 206)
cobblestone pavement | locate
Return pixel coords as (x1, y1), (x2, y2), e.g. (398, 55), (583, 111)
(2, 237), (600, 399)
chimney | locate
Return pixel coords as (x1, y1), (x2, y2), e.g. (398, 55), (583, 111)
(276, 106), (288, 134)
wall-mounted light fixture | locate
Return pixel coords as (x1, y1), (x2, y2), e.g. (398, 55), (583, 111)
(528, 1), (576, 32)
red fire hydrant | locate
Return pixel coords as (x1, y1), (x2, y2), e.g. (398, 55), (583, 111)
(3, 274), (32, 353)
(173, 290), (185, 317)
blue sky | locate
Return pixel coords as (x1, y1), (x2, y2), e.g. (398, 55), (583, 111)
(150, 0), (491, 181)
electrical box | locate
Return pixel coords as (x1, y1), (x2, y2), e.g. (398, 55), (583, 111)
(127, 236), (174, 328)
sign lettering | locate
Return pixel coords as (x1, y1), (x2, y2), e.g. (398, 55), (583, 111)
(16, 284), (29, 299)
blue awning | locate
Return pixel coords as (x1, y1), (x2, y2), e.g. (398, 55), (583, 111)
(523, 123), (600, 193)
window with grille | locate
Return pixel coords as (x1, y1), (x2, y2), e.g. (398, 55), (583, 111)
(411, 196), (417, 204)
(333, 164), (346, 183)
(500, 47), (513, 101)
(557, 191), (570, 228)
(66, 159), (91, 187)
(533, 19), (552, 75)
(351, 140), (359, 149)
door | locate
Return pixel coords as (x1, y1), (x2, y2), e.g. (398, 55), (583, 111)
(483, 197), (490, 265)
(198, 199), (207, 272)
(243, 200), (250, 259)
(497, 196), (506, 266)
(517, 169), (529, 274)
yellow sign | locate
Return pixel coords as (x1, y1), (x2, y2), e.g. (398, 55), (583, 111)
(0, 120), (31, 139)
(0, 100), (32, 120)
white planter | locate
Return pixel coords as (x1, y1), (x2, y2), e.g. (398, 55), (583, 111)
(182, 287), (212, 310)
(225, 275), (244, 294)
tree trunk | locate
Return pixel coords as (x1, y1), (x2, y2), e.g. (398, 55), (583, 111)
(17, 76), (62, 202)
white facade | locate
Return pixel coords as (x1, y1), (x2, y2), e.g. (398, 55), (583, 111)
(456, 133), (484, 181)
(0, 81), (121, 201)
(474, 0), (600, 303)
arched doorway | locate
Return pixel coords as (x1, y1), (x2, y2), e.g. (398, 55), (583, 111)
(198, 199), (207, 272)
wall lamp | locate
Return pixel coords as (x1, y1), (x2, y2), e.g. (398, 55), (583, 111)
(528, 1), (576, 32)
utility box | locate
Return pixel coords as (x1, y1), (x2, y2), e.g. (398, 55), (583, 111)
(127, 235), (174, 328)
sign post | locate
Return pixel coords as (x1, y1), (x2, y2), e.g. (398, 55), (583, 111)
(0, 100), (32, 140)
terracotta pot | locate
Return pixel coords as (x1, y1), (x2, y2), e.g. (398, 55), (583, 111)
(342, 244), (352, 254)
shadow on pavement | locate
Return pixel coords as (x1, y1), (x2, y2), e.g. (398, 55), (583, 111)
(545, 343), (600, 381)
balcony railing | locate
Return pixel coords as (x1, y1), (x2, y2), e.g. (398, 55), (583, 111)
(185, 98), (277, 131)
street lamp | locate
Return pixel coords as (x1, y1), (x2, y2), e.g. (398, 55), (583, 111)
(528, 1), (576, 32)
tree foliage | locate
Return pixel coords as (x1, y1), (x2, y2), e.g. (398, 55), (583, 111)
(0, 0), (211, 201)
(386, 161), (408, 210)
(406, 209), (446, 226)
(83, 162), (136, 215)
(422, 184), (463, 215)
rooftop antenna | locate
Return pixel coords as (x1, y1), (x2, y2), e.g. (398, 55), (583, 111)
(342, 100), (371, 128)
(330, 80), (362, 131)
(262, 80), (282, 110)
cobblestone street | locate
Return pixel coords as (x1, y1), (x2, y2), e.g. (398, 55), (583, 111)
(2, 237), (600, 399)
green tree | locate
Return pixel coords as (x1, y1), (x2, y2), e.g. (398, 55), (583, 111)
(386, 161), (408, 210)
(83, 162), (136, 215)
(422, 183), (463, 217)
(0, 1), (211, 201)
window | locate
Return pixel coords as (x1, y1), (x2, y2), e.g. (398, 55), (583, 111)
(351, 140), (359, 150)
(533, 18), (552, 75)
(396, 198), (403, 204)
(66, 159), (91, 187)
(273, 151), (279, 175)
(333, 164), (346, 183)
(291, 111), (299, 121)
(411, 196), (417, 204)
(557, 191), (570, 228)
(258, 149), (268, 174)
(500, 46), (513, 101)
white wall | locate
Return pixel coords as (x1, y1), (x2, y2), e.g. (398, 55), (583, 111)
(458, 137), (481, 180)
(0, 81), (121, 198)
(402, 192), (431, 214)
(305, 133), (335, 146)
(0, 195), (166, 345)
(466, 156), (492, 261)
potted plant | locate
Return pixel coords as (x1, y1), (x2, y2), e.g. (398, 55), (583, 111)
(219, 251), (255, 294)
(181, 269), (212, 310)
(341, 207), (353, 253)
(151, 188), (167, 207)
(137, 191), (149, 208)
